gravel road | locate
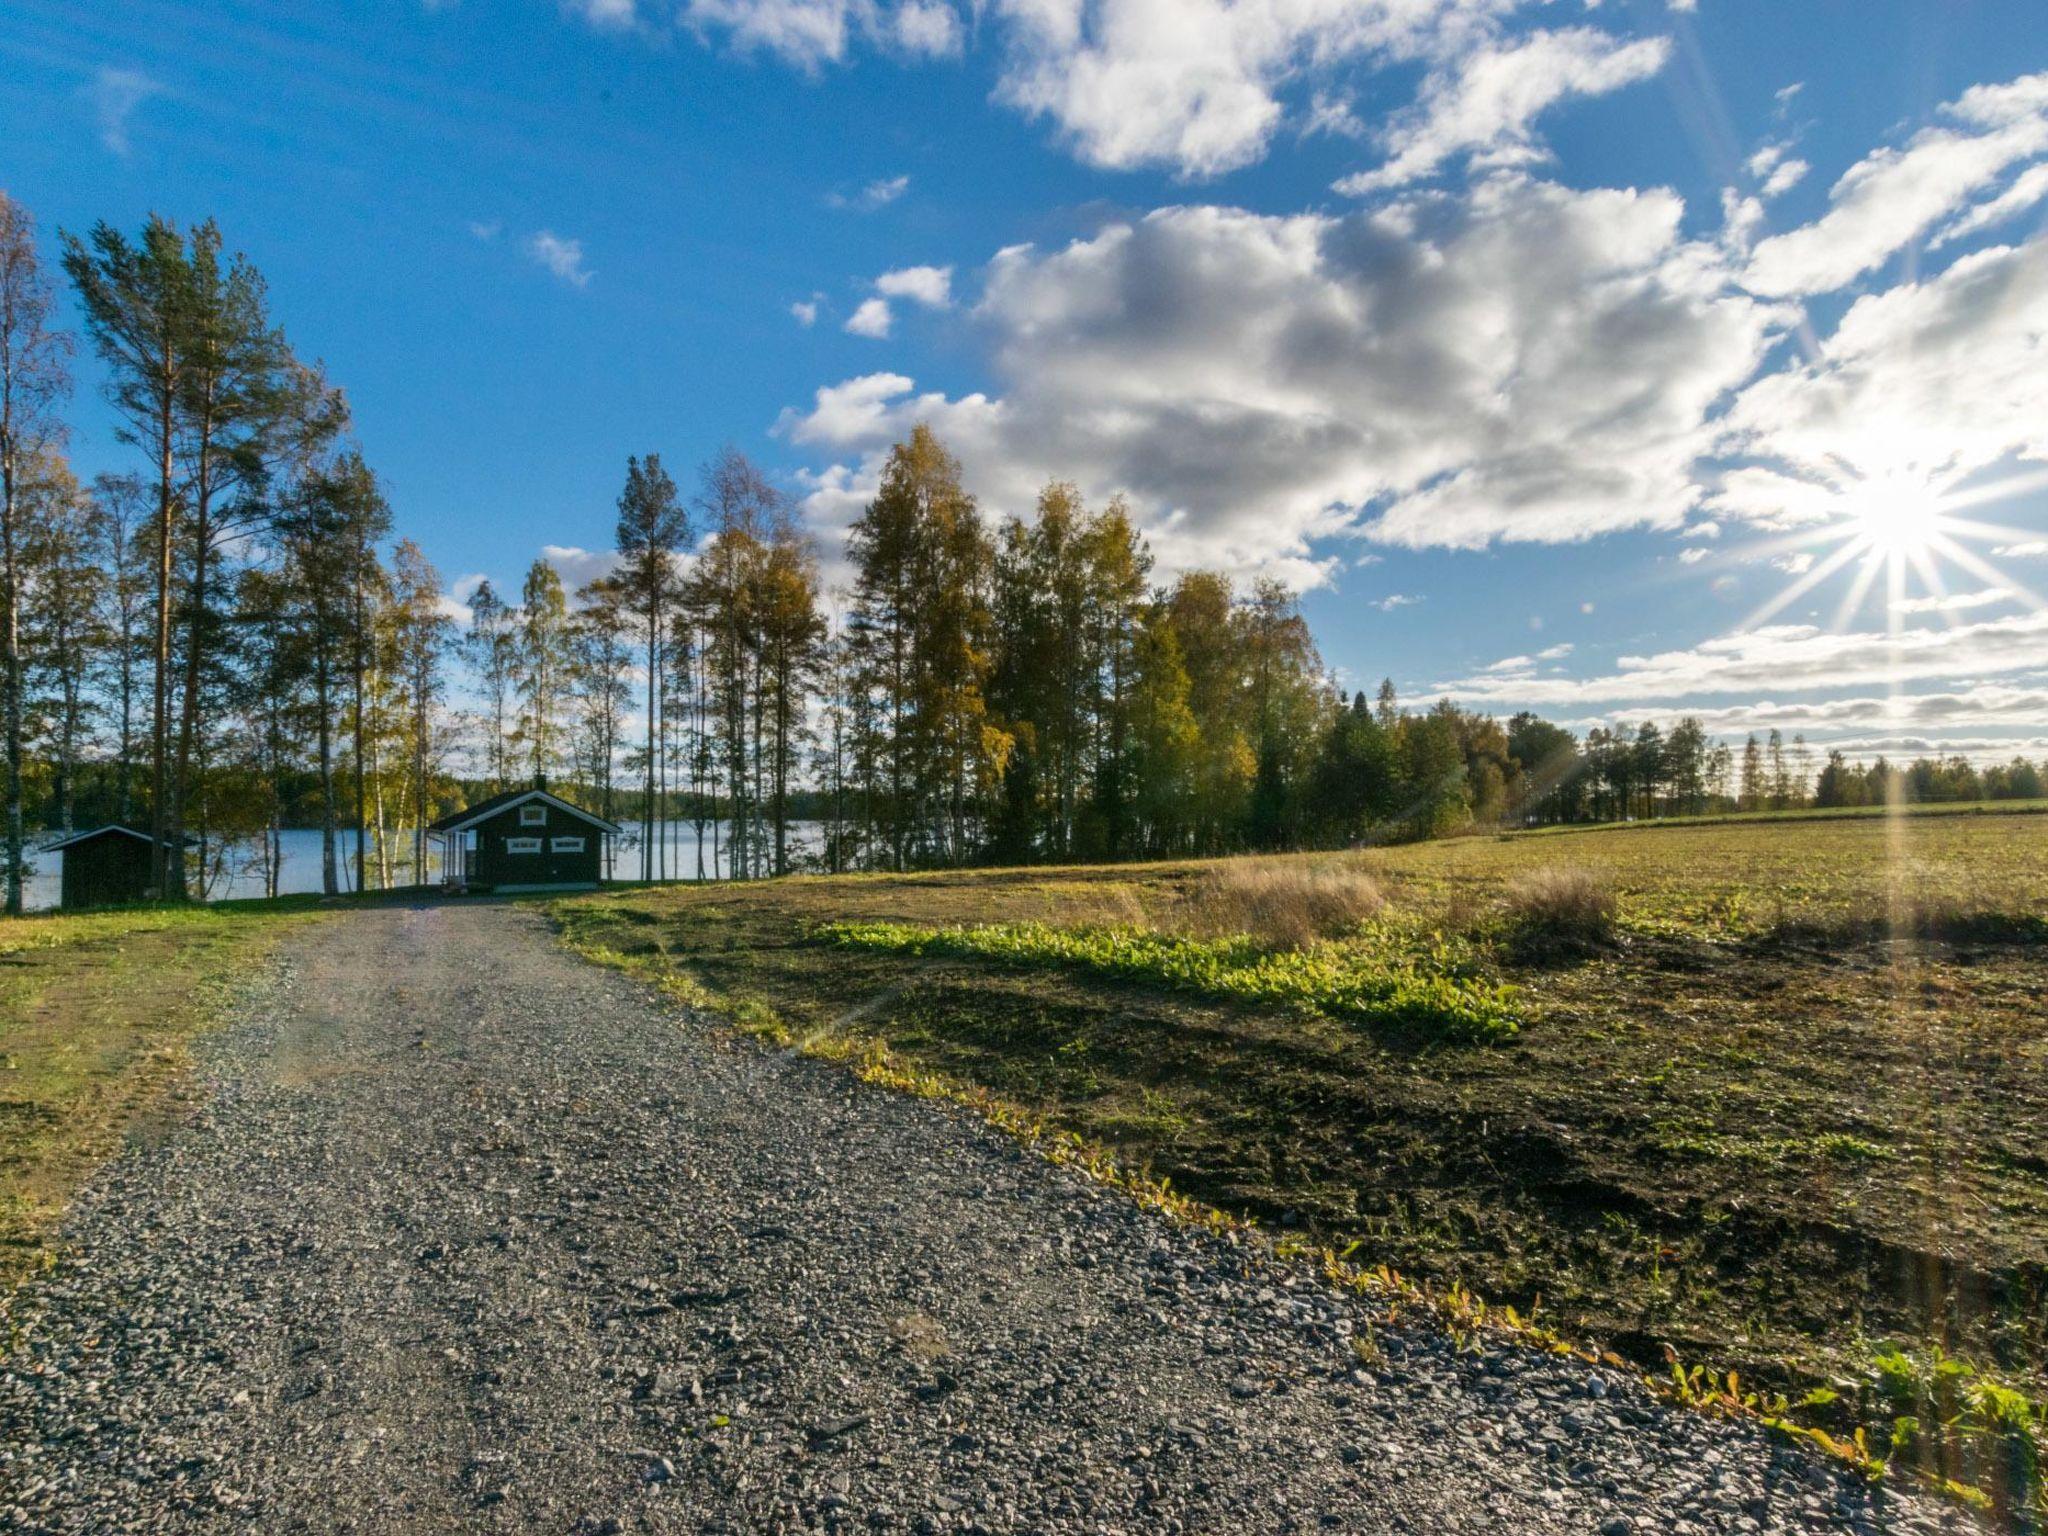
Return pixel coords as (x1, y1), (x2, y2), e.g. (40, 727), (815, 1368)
(1, 902), (1977, 1535)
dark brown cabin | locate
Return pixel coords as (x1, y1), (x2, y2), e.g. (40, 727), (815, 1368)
(44, 825), (190, 908)
(426, 777), (621, 893)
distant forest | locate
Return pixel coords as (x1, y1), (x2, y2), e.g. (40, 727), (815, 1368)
(4, 197), (2042, 907)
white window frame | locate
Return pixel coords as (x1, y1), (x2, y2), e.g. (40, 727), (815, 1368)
(550, 835), (586, 853)
(505, 836), (542, 854)
(519, 803), (547, 826)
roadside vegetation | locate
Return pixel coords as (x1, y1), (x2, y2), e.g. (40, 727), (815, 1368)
(0, 901), (316, 1286)
(558, 809), (2048, 1520)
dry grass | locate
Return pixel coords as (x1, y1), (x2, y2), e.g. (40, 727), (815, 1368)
(1500, 866), (1616, 959)
(1179, 857), (1387, 950)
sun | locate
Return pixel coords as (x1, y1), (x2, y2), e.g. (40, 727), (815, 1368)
(1729, 460), (2048, 635)
(1853, 477), (1944, 559)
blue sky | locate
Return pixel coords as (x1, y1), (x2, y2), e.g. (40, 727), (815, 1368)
(6, 0), (2048, 760)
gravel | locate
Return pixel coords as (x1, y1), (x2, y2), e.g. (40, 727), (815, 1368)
(0, 902), (1980, 1534)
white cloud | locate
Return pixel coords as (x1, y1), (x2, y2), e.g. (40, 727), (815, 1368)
(875, 263), (954, 307)
(1723, 232), (2048, 498)
(987, 0), (1517, 180)
(525, 230), (593, 287)
(1441, 608), (2048, 706)
(1931, 162), (2048, 249)
(779, 176), (1781, 580)
(1889, 585), (2012, 615)
(1302, 90), (1368, 140)
(468, 219), (503, 242)
(829, 173), (911, 211)
(1374, 592), (1423, 610)
(891, 0), (961, 54)
(83, 67), (161, 156)
(571, 0), (638, 24)
(540, 544), (620, 591)
(791, 297), (821, 325)
(1745, 144), (1809, 200)
(1336, 27), (1670, 194)
(682, 0), (958, 68)
(1744, 70), (2048, 296)
(844, 296), (893, 337)
(1995, 539), (2048, 557)
(1678, 546), (1708, 564)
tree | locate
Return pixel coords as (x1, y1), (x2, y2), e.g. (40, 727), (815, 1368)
(1312, 693), (1397, 843)
(22, 460), (104, 833)
(465, 580), (515, 792)
(1241, 580), (1330, 848)
(750, 528), (824, 875)
(1738, 734), (1765, 812)
(843, 427), (1004, 868)
(570, 578), (633, 837)
(273, 458), (358, 895)
(613, 453), (688, 880)
(1506, 712), (1577, 823)
(168, 222), (344, 885)
(63, 215), (190, 894)
(1164, 572), (1254, 852)
(320, 450), (392, 888)
(1662, 717), (1710, 817)
(515, 559), (570, 783)
(1, 193), (72, 914)
(389, 540), (451, 883)
(90, 474), (151, 821)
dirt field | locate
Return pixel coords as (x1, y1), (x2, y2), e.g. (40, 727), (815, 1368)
(557, 809), (2048, 1515)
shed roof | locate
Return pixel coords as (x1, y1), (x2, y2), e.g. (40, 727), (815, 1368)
(42, 824), (196, 853)
(426, 788), (622, 836)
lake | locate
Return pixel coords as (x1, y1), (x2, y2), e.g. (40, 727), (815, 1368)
(17, 819), (823, 912)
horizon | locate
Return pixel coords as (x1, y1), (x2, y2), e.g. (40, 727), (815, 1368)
(6, 0), (2048, 764)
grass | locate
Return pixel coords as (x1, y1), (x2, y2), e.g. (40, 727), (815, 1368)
(0, 897), (322, 1289)
(816, 919), (1518, 1042)
(556, 807), (2048, 1519)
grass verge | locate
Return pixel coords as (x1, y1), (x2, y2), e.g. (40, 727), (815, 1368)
(0, 899), (318, 1289)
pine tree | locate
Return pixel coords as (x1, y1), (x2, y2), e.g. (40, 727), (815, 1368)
(1739, 733), (1764, 812)
(1, 193), (73, 913)
(613, 454), (688, 880)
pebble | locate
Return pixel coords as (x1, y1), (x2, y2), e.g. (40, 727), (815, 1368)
(0, 905), (1982, 1536)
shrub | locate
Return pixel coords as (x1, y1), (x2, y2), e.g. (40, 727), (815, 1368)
(1502, 867), (1616, 960)
(1185, 857), (1386, 950)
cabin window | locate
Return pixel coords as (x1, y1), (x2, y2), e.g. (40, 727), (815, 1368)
(519, 804), (547, 826)
(506, 836), (542, 854)
(550, 836), (585, 853)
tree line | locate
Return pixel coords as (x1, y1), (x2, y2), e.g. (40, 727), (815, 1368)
(6, 192), (2043, 912)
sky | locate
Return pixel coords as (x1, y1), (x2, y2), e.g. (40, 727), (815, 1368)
(5, 0), (2048, 764)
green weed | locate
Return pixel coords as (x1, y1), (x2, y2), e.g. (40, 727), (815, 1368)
(814, 919), (1519, 1044)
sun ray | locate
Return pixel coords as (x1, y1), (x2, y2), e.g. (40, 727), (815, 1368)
(1737, 535), (1868, 631)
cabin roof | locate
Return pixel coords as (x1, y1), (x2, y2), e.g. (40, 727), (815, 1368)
(426, 788), (622, 836)
(42, 824), (196, 853)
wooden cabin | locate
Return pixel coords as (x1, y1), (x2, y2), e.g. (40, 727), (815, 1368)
(44, 825), (190, 908)
(426, 778), (621, 893)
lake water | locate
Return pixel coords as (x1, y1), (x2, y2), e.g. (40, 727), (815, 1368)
(18, 819), (823, 912)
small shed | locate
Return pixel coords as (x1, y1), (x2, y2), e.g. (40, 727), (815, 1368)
(44, 825), (190, 908)
(426, 778), (621, 893)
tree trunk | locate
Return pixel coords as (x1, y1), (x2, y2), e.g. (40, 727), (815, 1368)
(1, 446), (20, 916)
(151, 400), (176, 898)
(317, 647), (338, 896)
